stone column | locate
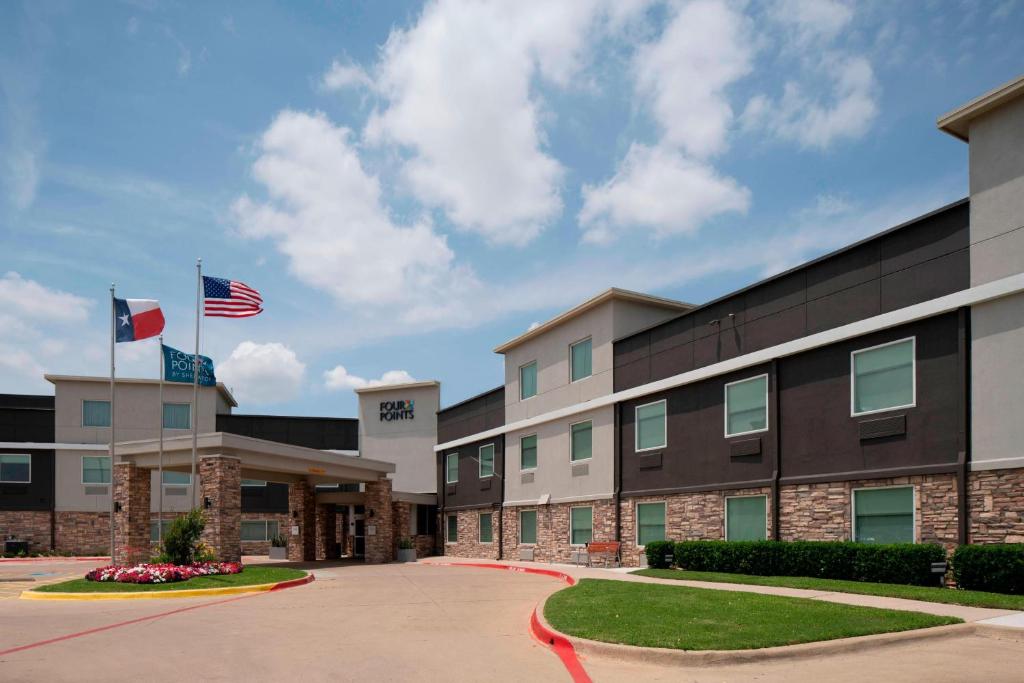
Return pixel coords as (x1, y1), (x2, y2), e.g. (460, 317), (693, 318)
(288, 479), (316, 561)
(316, 503), (340, 560)
(113, 461), (151, 566)
(364, 478), (394, 564)
(199, 456), (242, 563)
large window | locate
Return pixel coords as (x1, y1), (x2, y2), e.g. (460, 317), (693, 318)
(725, 496), (767, 541)
(446, 453), (459, 484)
(241, 520), (280, 542)
(636, 502), (666, 547)
(479, 512), (493, 543)
(854, 487), (914, 544)
(162, 471), (191, 486)
(570, 506), (593, 546)
(520, 361), (537, 400)
(0, 454), (30, 483)
(479, 444), (494, 478)
(519, 509), (537, 544)
(83, 400), (111, 427)
(520, 434), (537, 470)
(725, 375), (768, 437)
(570, 420), (592, 462)
(446, 514), (458, 544)
(852, 338), (915, 416)
(635, 400), (667, 451)
(570, 337), (592, 382)
(162, 403), (191, 430)
(82, 455), (111, 484)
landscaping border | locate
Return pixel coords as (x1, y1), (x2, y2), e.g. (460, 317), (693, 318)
(20, 572), (313, 601)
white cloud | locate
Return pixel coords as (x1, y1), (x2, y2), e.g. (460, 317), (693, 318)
(319, 59), (372, 91)
(0, 271), (91, 323)
(769, 0), (853, 46)
(323, 365), (416, 391)
(217, 341), (305, 405)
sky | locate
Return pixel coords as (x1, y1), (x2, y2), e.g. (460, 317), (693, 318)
(1, 0), (1022, 418)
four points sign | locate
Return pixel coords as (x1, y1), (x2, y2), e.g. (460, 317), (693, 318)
(380, 399), (414, 422)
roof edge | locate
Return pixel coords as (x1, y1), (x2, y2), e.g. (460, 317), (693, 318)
(937, 74), (1024, 142)
(44, 374), (238, 408)
(437, 384), (504, 415)
(353, 380), (440, 394)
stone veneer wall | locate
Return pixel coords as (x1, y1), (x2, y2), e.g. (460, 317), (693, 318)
(240, 512), (292, 556)
(113, 462), (151, 565)
(55, 511), (110, 555)
(391, 502), (438, 559)
(288, 480), (316, 562)
(442, 506), (501, 560)
(315, 504), (340, 560)
(500, 498), (616, 564)
(198, 456), (242, 563)
(363, 478), (394, 564)
(0, 510), (52, 553)
(968, 468), (1024, 543)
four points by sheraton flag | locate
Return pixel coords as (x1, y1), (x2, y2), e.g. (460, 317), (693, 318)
(203, 276), (263, 317)
(162, 344), (216, 386)
(114, 298), (165, 342)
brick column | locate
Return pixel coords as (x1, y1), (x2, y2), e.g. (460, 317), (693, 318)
(113, 461), (151, 566)
(199, 456), (242, 563)
(288, 479), (316, 561)
(316, 504), (339, 560)
(364, 478), (394, 564)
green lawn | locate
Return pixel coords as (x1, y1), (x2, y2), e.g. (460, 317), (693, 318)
(33, 566), (306, 593)
(544, 579), (960, 651)
(633, 568), (1024, 611)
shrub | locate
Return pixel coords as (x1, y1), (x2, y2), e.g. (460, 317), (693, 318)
(674, 540), (946, 586)
(271, 534), (287, 548)
(398, 537), (414, 550)
(162, 509), (206, 566)
(644, 540), (676, 569)
(952, 544), (1024, 594)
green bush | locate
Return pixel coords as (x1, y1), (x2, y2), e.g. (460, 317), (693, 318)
(674, 540), (946, 586)
(952, 544), (1024, 594)
(644, 540), (675, 569)
(160, 509), (206, 566)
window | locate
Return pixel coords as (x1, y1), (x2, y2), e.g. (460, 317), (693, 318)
(82, 455), (111, 484)
(854, 487), (914, 544)
(446, 453), (459, 484)
(479, 444), (495, 478)
(852, 338), (915, 416)
(416, 504), (438, 536)
(0, 454), (30, 483)
(570, 506), (593, 545)
(479, 512), (493, 543)
(162, 403), (191, 430)
(570, 338), (592, 382)
(725, 375), (768, 437)
(162, 471), (191, 486)
(726, 496), (767, 541)
(83, 400), (111, 427)
(635, 400), (667, 451)
(241, 479), (266, 487)
(636, 502), (666, 547)
(241, 520), (280, 542)
(570, 420), (592, 462)
(150, 519), (174, 542)
(520, 361), (537, 400)
(446, 514), (458, 544)
(519, 509), (537, 544)
(520, 434), (537, 470)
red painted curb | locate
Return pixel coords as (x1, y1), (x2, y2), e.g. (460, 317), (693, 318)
(0, 556), (110, 564)
(269, 573), (316, 591)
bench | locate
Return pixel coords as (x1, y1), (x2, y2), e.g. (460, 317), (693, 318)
(585, 541), (621, 568)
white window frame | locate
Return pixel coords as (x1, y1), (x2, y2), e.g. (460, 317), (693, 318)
(162, 402), (192, 430)
(724, 494), (769, 541)
(82, 399), (111, 428)
(634, 500), (666, 549)
(850, 336), (917, 417)
(81, 454), (111, 485)
(569, 336), (593, 383)
(446, 513), (458, 545)
(569, 419), (593, 463)
(520, 434), (538, 472)
(478, 444), (495, 478)
(519, 360), (538, 401)
(478, 511), (494, 544)
(568, 505), (593, 547)
(0, 453), (31, 484)
(724, 374), (770, 438)
(851, 485), (917, 544)
(446, 452), (459, 484)
(634, 399), (667, 453)
(518, 508), (538, 546)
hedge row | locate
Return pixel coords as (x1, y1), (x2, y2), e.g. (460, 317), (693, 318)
(951, 544), (1024, 594)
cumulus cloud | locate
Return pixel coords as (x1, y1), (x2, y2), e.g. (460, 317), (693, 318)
(319, 59), (372, 91)
(217, 341), (305, 404)
(769, 0), (853, 46)
(323, 365), (416, 391)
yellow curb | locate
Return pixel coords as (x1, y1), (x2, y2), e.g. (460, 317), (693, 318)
(19, 572), (313, 601)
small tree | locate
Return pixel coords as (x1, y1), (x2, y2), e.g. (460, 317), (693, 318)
(161, 509), (206, 565)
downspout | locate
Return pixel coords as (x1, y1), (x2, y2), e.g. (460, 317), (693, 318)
(957, 307), (970, 545)
(498, 435), (505, 560)
(771, 359), (781, 541)
(50, 450), (56, 551)
(614, 402), (622, 542)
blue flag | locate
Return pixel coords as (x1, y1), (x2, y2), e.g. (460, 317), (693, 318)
(162, 345), (216, 386)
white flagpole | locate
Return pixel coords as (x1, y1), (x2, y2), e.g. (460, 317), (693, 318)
(191, 258), (201, 509)
(109, 285), (116, 563)
(158, 334), (164, 546)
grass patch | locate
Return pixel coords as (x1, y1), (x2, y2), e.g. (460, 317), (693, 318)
(32, 566), (306, 593)
(544, 579), (959, 651)
(633, 568), (1024, 611)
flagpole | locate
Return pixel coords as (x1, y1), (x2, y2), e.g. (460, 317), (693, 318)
(191, 258), (201, 509)
(158, 335), (164, 546)
(109, 284), (116, 563)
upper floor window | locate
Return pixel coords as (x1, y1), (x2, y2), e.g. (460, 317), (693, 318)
(570, 420), (592, 462)
(446, 452), (459, 484)
(853, 486), (914, 544)
(162, 403), (191, 430)
(570, 337), (592, 382)
(479, 444), (494, 478)
(851, 338), (915, 416)
(520, 434), (537, 470)
(0, 454), (30, 483)
(83, 400), (111, 427)
(635, 400), (667, 452)
(725, 375), (768, 437)
(520, 361), (537, 400)
(82, 455), (111, 484)
(162, 471), (191, 486)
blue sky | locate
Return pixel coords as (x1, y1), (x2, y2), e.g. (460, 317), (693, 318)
(1, 0), (1022, 417)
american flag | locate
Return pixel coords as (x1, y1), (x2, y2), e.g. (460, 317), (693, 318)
(203, 276), (263, 318)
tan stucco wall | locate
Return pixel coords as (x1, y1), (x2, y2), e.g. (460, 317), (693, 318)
(358, 383), (439, 494)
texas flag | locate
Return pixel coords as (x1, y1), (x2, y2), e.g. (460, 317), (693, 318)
(114, 298), (165, 342)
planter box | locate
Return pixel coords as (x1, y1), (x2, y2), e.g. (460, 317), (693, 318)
(269, 546), (288, 560)
(396, 548), (417, 563)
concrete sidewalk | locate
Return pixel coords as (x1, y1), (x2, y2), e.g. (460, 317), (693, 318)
(424, 557), (1022, 624)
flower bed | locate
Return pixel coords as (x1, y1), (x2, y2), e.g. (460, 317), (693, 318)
(85, 562), (243, 584)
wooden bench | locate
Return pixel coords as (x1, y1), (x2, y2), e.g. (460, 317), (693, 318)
(585, 541), (621, 568)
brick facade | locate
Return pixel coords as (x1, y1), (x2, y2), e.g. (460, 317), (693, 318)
(0, 510), (52, 553)
(240, 512), (291, 556)
(54, 511), (110, 555)
(363, 478), (394, 564)
(499, 498), (616, 564)
(391, 501), (439, 559)
(442, 506), (501, 560)
(288, 479), (316, 562)
(316, 504), (340, 560)
(199, 456), (242, 563)
(968, 468), (1024, 544)
(113, 461), (151, 565)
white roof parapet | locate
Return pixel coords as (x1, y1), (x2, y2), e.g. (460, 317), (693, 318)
(937, 73), (1024, 142)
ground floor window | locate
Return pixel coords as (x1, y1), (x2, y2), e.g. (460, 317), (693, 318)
(413, 504), (438, 536)
(150, 519), (174, 542)
(725, 495), (767, 541)
(570, 506), (593, 546)
(446, 514), (458, 544)
(240, 520), (280, 542)
(519, 509), (537, 544)
(636, 502), (666, 547)
(853, 486), (914, 544)
(479, 512), (493, 543)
